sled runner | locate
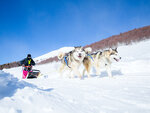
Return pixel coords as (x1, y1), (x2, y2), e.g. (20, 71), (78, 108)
(22, 66), (41, 79)
(27, 69), (41, 79)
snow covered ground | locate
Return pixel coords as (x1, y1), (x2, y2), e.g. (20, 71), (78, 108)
(0, 40), (150, 113)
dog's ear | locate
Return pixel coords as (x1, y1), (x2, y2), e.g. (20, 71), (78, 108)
(74, 46), (77, 49)
(109, 48), (113, 52)
(114, 48), (118, 52)
(84, 47), (92, 54)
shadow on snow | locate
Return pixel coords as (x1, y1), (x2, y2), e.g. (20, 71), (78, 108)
(0, 71), (53, 100)
(84, 69), (123, 78)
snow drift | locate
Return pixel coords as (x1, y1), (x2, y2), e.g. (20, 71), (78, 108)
(0, 40), (150, 113)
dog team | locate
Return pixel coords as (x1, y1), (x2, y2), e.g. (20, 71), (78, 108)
(57, 46), (121, 79)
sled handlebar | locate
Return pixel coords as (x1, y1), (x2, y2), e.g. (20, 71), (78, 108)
(22, 66), (32, 67)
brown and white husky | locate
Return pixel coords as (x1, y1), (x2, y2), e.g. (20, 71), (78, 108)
(83, 48), (121, 78)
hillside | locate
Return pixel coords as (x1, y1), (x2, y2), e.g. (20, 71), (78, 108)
(85, 25), (150, 51)
(37, 25), (150, 65)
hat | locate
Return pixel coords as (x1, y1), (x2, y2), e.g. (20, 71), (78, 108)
(27, 54), (31, 58)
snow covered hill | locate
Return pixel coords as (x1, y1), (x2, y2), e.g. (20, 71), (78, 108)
(34, 47), (74, 63)
(1, 40), (150, 113)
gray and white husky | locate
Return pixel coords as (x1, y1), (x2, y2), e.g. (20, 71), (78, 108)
(58, 46), (92, 78)
(83, 48), (121, 78)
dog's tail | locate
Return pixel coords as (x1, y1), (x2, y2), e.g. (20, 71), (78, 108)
(84, 47), (92, 54)
(95, 51), (101, 59)
(58, 52), (65, 60)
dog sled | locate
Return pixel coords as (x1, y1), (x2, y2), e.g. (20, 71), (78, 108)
(22, 66), (41, 79)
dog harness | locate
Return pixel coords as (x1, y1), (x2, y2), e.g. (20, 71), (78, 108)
(64, 56), (71, 68)
(87, 54), (94, 61)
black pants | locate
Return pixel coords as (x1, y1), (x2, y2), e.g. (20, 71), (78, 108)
(24, 67), (32, 71)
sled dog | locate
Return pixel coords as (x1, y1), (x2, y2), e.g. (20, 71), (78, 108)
(83, 48), (121, 78)
(58, 46), (92, 78)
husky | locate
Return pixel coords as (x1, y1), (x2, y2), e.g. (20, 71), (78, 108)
(58, 46), (92, 78)
(83, 48), (121, 78)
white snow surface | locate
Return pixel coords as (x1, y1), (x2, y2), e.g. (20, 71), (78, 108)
(1, 40), (150, 113)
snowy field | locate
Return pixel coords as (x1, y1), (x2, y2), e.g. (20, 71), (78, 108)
(0, 40), (150, 113)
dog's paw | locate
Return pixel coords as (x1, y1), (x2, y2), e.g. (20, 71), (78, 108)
(109, 76), (113, 78)
(80, 77), (84, 80)
(87, 75), (91, 78)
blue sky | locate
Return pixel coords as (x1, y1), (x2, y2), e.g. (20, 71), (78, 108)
(0, 0), (150, 64)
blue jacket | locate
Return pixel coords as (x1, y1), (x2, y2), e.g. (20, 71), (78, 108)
(20, 58), (35, 66)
